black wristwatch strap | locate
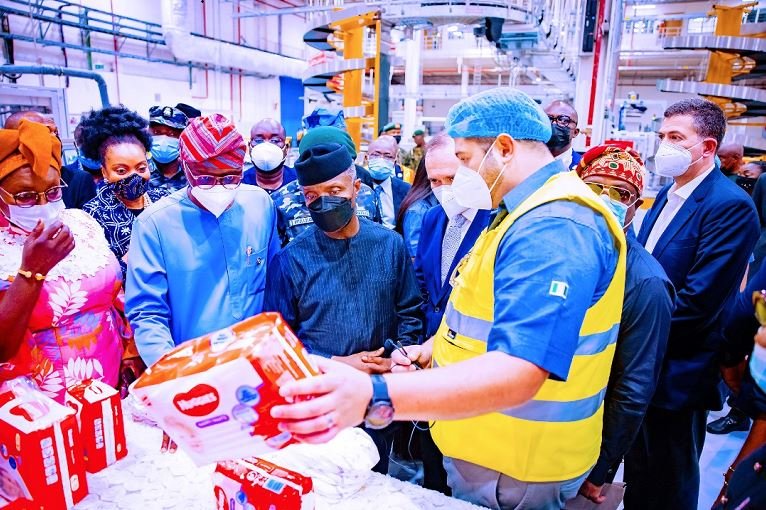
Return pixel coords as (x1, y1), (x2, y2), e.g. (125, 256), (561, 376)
(370, 374), (392, 405)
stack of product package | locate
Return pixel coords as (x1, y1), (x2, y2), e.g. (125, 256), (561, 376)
(0, 377), (127, 509)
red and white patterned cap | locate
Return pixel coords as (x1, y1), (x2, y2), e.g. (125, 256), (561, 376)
(577, 144), (645, 195)
(179, 114), (246, 171)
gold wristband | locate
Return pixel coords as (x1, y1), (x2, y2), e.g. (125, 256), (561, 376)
(18, 269), (46, 281)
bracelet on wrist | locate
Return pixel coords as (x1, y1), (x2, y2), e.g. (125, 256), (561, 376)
(17, 269), (45, 281)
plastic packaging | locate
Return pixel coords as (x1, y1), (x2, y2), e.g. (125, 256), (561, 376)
(214, 457), (314, 510)
(131, 313), (319, 465)
(66, 379), (128, 473)
(0, 377), (88, 509)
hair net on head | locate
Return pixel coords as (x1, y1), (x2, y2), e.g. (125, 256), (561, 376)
(445, 87), (552, 143)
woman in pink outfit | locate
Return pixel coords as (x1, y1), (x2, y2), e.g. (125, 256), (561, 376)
(0, 119), (128, 403)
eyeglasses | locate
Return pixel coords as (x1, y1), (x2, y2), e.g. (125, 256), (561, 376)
(585, 182), (637, 205)
(548, 114), (577, 128)
(187, 173), (242, 190)
(753, 290), (766, 326)
(0, 180), (68, 207)
(250, 137), (285, 148)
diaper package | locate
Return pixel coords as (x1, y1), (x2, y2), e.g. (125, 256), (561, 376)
(66, 379), (127, 473)
(214, 457), (314, 510)
(131, 313), (319, 465)
(0, 377), (88, 509)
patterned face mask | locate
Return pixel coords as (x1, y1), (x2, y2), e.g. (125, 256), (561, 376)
(111, 173), (148, 201)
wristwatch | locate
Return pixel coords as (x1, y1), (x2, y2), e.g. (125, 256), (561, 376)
(364, 375), (395, 430)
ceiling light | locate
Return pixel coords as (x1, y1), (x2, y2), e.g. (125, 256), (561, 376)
(633, 4), (656, 11)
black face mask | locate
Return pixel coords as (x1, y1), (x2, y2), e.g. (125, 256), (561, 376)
(393, 135), (402, 144)
(308, 196), (355, 232)
(736, 176), (758, 195)
(546, 124), (573, 153)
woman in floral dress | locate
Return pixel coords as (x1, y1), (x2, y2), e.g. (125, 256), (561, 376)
(0, 119), (128, 403)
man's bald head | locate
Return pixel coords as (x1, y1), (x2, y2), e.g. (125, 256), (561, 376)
(250, 118), (285, 142)
(718, 142), (744, 175)
(544, 100), (579, 125)
(370, 135), (398, 154)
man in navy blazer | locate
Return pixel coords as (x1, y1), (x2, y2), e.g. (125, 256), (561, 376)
(625, 98), (759, 510)
(367, 135), (411, 229)
(412, 133), (490, 494)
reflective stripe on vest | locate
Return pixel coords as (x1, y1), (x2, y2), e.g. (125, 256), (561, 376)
(431, 170), (627, 483)
(444, 301), (620, 357)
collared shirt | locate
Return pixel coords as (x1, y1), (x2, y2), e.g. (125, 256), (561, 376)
(125, 185), (280, 366)
(644, 164), (716, 253)
(263, 219), (423, 357)
(148, 161), (188, 194)
(457, 208), (479, 244)
(241, 165), (298, 195)
(587, 230), (675, 485)
(82, 185), (169, 277)
(488, 160), (618, 380)
(555, 147), (573, 170)
(375, 177), (396, 229)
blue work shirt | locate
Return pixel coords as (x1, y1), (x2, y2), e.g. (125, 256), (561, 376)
(125, 185), (280, 366)
(487, 161), (618, 381)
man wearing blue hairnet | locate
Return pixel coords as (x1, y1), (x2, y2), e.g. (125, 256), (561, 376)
(268, 88), (627, 510)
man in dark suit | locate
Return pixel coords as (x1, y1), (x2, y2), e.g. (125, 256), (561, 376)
(412, 133), (490, 494)
(415, 133), (490, 336)
(626, 98), (759, 510)
(544, 100), (582, 170)
(366, 135), (411, 229)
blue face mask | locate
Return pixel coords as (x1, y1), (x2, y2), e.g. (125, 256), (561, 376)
(151, 135), (180, 164)
(367, 157), (395, 181)
(600, 194), (628, 227)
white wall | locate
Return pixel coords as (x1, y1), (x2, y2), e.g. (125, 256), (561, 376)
(2, 0), (304, 137)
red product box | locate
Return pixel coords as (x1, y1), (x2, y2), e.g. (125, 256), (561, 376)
(0, 378), (88, 510)
(132, 313), (319, 465)
(214, 457), (314, 510)
(66, 379), (127, 473)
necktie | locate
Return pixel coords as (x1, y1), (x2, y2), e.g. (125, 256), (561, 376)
(441, 214), (468, 285)
(374, 185), (384, 223)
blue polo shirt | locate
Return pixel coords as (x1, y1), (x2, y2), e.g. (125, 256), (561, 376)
(487, 161), (618, 381)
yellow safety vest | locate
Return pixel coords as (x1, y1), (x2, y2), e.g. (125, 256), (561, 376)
(431, 170), (627, 483)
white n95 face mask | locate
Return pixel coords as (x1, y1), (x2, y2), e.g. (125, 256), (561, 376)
(653, 140), (703, 178)
(3, 200), (65, 232)
(433, 184), (468, 220)
(452, 141), (507, 211)
(190, 186), (238, 218)
(250, 142), (285, 172)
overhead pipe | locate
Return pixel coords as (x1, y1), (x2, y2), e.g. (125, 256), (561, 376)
(0, 65), (110, 107)
(160, 0), (305, 79)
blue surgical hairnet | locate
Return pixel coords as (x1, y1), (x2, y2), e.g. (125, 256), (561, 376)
(445, 88), (552, 143)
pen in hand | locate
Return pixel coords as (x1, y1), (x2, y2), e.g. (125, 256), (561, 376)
(384, 338), (423, 370)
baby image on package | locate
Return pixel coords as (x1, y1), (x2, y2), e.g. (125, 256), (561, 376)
(131, 313), (319, 465)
